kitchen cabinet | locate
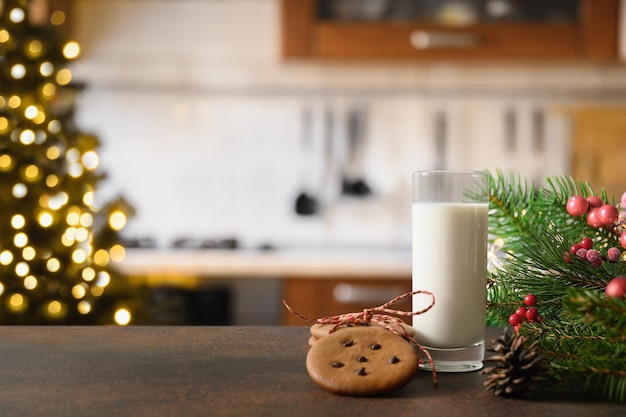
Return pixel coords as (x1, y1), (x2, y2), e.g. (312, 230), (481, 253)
(282, 277), (412, 325)
(281, 0), (619, 61)
(569, 107), (626, 201)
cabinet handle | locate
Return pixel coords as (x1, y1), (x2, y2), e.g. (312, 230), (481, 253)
(333, 283), (407, 305)
(410, 31), (480, 49)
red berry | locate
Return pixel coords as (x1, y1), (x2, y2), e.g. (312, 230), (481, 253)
(526, 307), (540, 322)
(508, 313), (524, 326)
(605, 276), (626, 299)
(569, 243), (582, 254)
(587, 196), (603, 209)
(566, 195), (589, 216)
(620, 231), (626, 250)
(587, 208), (604, 228)
(524, 294), (537, 306)
(515, 307), (528, 318)
(575, 248), (588, 259)
(579, 237), (593, 249)
(590, 258), (602, 267)
(598, 204), (619, 226)
(608, 247), (621, 262)
(586, 249), (601, 262)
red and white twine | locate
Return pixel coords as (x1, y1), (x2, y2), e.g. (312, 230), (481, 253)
(282, 290), (438, 387)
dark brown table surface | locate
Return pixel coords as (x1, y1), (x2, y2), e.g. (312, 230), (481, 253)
(0, 326), (622, 417)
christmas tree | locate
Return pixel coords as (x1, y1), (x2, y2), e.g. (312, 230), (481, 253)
(483, 170), (626, 402)
(0, 0), (134, 324)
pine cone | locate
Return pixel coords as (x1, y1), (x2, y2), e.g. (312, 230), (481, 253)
(481, 331), (546, 397)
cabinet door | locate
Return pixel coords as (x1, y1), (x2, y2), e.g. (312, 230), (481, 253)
(281, 0), (618, 61)
(282, 277), (411, 325)
(570, 108), (626, 200)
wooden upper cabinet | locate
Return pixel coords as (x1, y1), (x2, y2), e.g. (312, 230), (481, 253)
(281, 0), (619, 61)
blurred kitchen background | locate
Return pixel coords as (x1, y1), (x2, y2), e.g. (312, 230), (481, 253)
(50, 0), (626, 324)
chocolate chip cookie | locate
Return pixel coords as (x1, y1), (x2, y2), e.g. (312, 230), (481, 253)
(306, 326), (419, 396)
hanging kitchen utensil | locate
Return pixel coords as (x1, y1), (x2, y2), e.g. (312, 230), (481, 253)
(321, 104), (339, 203)
(504, 107), (517, 154)
(294, 104), (319, 216)
(531, 106), (546, 186)
(433, 110), (447, 170)
(341, 105), (371, 197)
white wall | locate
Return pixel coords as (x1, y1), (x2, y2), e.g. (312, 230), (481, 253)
(71, 0), (626, 249)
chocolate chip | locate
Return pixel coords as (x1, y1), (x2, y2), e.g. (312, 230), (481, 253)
(356, 356), (367, 362)
(342, 340), (354, 347)
(332, 361), (344, 368)
(355, 367), (367, 376)
(371, 343), (381, 350)
(388, 356), (400, 364)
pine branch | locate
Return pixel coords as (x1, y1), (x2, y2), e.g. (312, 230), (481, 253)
(488, 171), (621, 254)
(563, 288), (626, 339)
(486, 172), (623, 320)
(485, 171), (626, 401)
(488, 170), (542, 246)
(519, 321), (626, 402)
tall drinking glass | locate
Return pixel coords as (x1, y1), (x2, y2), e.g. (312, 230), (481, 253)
(411, 170), (488, 372)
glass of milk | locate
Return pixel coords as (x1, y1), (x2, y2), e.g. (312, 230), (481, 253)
(411, 170), (488, 372)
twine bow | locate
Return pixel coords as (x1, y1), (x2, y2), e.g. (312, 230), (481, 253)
(283, 290), (438, 387)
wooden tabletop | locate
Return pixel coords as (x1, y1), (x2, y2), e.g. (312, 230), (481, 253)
(0, 326), (622, 417)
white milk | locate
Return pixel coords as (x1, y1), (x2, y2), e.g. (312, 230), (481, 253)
(412, 202), (488, 348)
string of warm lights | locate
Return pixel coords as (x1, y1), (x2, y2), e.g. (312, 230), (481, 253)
(0, 0), (132, 325)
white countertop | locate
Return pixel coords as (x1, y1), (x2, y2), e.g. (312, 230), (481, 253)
(117, 248), (412, 279)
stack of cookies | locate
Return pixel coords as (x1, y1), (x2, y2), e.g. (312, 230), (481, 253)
(305, 323), (420, 396)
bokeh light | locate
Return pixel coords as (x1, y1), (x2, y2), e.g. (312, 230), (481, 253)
(62, 41), (80, 59)
(12, 183), (27, 198)
(71, 284), (87, 299)
(10, 63), (26, 79)
(47, 300), (65, 318)
(110, 244), (126, 262)
(46, 257), (61, 272)
(40, 62), (54, 77)
(77, 300), (91, 314)
(82, 151), (99, 170)
(15, 261), (29, 276)
(38, 212), (54, 227)
(82, 267), (96, 281)
(50, 10), (66, 26)
(0, 250), (14, 265)
(9, 8), (25, 23)
(11, 214), (25, 229)
(109, 211), (127, 231)
(23, 275), (37, 290)
(56, 68), (72, 85)
(114, 308), (131, 326)
(8, 293), (27, 312)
